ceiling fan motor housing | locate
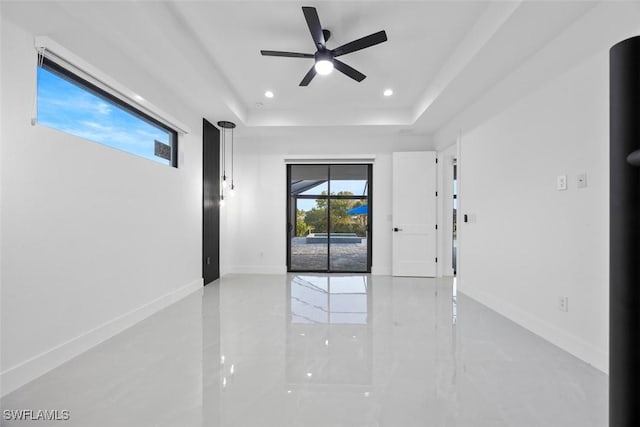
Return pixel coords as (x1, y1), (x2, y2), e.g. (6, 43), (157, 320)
(315, 50), (333, 64)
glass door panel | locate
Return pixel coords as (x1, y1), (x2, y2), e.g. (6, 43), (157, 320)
(290, 198), (328, 271)
(329, 198), (368, 272)
(329, 164), (369, 196)
(290, 164), (329, 196)
(289, 165), (329, 271)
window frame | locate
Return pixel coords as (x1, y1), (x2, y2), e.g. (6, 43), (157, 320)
(38, 57), (179, 168)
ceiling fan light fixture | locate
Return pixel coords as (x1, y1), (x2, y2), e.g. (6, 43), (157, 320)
(315, 59), (334, 75)
(260, 7), (388, 86)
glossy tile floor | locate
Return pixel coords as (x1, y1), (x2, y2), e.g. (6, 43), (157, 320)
(1, 275), (607, 427)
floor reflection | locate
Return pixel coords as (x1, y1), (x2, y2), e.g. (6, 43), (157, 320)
(2, 275), (607, 427)
(289, 275), (369, 325)
(286, 275), (372, 388)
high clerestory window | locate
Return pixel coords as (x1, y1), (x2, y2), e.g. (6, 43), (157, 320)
(36, 45), (181, 167)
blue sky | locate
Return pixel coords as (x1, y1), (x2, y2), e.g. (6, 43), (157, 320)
(37, 67), (172, 166)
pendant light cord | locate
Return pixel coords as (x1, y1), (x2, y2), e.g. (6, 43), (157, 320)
(217, 121), (236, 200)
(221, 124), (226, 181)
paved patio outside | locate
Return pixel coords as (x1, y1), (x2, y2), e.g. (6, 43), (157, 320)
(290, 237), (368, 271)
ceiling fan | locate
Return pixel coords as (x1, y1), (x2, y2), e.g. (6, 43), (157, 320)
(260, 6), (388, 86)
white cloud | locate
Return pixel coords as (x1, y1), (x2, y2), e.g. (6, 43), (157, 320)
(95, 102), (111, 116)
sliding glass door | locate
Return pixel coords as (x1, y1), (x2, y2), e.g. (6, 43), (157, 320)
(287, 164), (371, 273)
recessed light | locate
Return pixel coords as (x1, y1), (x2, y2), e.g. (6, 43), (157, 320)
(265, 90), (274, 98)
(383, 88), (393, 97)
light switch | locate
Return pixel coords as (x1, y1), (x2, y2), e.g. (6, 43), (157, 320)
(557, 175), (567, 191)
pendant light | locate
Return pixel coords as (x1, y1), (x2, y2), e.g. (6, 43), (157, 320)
(217, 121), (236, 206)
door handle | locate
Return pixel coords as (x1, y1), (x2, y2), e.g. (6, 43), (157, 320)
(393, 227), (403, 232)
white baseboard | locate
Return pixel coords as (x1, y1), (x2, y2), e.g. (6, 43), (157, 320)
(225, 265), (287, 275)
(1, 278), (203, 397)
(459, 285), (608, 374)
(371, 265), (391, 275)
(224, 265), (390, 276)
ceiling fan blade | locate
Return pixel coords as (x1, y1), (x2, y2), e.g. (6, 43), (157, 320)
(302, 6), (326, 50)
(299, 65), (317, 86)
(333, 59), (366, 82)
(261, 50), (314, 58)
(331, 30), (388, 57)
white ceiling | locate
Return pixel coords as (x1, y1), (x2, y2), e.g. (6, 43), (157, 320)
(3, 0), (617, 139)
(174, 1), (487, 110)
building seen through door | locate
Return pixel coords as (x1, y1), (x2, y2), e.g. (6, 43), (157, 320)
(287, 164), (372, 273)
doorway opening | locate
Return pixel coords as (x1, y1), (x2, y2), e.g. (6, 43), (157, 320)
(452, 158), (458, 276)
(287, 164), (372, 273)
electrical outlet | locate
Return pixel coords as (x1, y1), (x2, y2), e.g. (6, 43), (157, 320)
(558, 296), (569, 312)
(577, 173), (587, 188)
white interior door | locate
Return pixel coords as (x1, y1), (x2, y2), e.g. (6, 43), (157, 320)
(392, 151), (437, 277)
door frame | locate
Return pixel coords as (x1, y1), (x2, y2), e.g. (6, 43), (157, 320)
(452, 157), (458, 276)
(286, 163), (373, 273)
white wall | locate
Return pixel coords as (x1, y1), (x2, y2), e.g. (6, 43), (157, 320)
(432, 0), (640, 375)
(433, 2), (640, 153)
(220, 133), (430, 276)
(0, 1), (4, 398)
(1, 17), (203, 394)
(455, 51), (609, 372)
